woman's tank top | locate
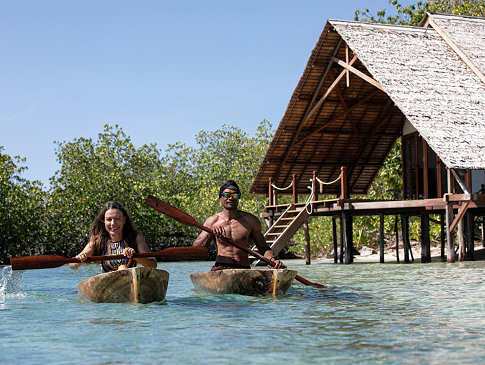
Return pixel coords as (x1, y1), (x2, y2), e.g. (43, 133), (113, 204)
(101, 240), (136, 272)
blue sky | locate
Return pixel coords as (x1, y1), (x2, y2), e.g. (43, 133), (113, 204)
(1, 0), (412, 186)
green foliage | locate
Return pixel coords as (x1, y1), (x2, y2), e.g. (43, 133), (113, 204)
(162, 120), (273, 248)
(0, 147), (46, 263)
(355, 0), (485, 26)
(46, 125), (172, 256)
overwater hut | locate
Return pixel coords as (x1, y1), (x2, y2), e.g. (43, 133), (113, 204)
(249, 13), (485, 264)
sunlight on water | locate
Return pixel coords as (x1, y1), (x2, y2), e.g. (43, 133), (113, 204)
(2, 261), (485, 364)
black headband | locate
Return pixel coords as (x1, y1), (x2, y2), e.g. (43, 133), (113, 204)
(219, 180), (241, 197)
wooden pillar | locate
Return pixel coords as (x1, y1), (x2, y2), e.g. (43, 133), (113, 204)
(342, 213), (353, 264)
(445, 201), (456, 263)
(304, 221), (311, 265)
(465, 213), (474, 261)
(339, 215), (344, 264)
(292, 174), (297, 204)
(481, 219), (485, 248)
(423, 139), (429, 198)
(340, 166), (349, 199)
(440, 213), (446, 261)
(401, 215), (410, 263)
(445, 169), (455, 263)
(379, 214), (385, 263)
(394, 215), (400, 263)
(458, 219), (465, 262)
(312, 170), (318, 201)
(268, 177), (273, 206)
(332, 216), (338, 263)
(420, 213), (431, 263)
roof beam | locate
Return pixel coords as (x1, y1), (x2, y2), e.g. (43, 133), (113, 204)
(293, 90), (379, 148)
(304, 55), (358, 125)
(332, 57), (385, 91)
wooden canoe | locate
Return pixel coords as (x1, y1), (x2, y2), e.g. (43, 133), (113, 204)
(190, 268), (297, 296)
(78, 267), (169, 303)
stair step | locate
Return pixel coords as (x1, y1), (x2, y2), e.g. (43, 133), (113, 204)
(280, 217), (296, 221)
(265, 232), (280, 236)
(273, 225), (289, 229)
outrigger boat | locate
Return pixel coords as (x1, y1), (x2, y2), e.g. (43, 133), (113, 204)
(78, 267), (169, 303)
(190, 268), (297, 297)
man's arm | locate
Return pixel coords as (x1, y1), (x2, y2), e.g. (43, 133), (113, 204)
(193, 215), (218, 248)
(248, 214), (285, 269)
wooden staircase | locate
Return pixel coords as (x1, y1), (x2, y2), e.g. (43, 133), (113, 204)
(252, 204), (310, 265)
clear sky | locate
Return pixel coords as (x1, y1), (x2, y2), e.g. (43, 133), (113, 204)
(1, 0), (411, 186)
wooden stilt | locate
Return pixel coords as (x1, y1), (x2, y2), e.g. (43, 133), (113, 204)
(304, 221), (311, 265)
(420, 213), (431, 263)
(481, 219), (485, 248)
(440, 213), (446, 261)
(342, 213), (353, 264)
(445, 201), (456, 263)
(394, 215), (400, 263)
(379, 214), (385, 263)
(458, 219), (465, 262)
(332, 216), (338, 263)
(465, 213), (474, 261)
(401, 215), (410, 263)
(339, 215), (344, 264)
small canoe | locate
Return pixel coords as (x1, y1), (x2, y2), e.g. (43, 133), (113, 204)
(190, 268), (297, 296)
(78, 267), (169, 303)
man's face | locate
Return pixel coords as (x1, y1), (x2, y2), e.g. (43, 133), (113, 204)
(220, 188), (240, 210)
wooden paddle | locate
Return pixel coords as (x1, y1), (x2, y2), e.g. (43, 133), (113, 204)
(144, 195), (324, 288)
(10, 247), (208, 271)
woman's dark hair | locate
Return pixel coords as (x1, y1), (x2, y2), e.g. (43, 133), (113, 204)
(90, 201), (138, 255)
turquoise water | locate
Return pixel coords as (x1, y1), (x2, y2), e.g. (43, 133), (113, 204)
(2, 260), (485, 364)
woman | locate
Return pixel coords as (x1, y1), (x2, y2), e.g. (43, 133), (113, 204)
(70, 201), (157, 271)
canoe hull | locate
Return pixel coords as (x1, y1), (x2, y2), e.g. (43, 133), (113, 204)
(190, 269), (296, 296)
(78, 267), (169, 303)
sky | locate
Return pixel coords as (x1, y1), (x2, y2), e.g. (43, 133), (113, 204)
(0, 0), (413, 186)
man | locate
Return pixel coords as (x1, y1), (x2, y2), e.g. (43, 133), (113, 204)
(193, 180), (285, 271)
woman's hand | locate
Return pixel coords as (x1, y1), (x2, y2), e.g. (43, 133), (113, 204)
(123, 247), (136, 258)
(76, 252), (88, 262)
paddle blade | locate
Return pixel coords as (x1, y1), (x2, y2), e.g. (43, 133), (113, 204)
(295, 275), (325, 288)
(10, 255), (76, 271)
(145, 195), (207, 232)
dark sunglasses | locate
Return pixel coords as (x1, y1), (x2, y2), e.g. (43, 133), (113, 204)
(221, 192), (240, 199)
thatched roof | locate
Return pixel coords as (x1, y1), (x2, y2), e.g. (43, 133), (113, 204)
(250, 13), (485, 196)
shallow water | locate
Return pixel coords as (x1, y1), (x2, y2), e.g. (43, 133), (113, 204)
(2, 260), (485, 364)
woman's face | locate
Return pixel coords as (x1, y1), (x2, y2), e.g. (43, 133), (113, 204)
(104, 208), (126, 240)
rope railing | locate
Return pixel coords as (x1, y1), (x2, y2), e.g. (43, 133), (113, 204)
(271, 180), (293, 191)
(315, 171), (343, 193)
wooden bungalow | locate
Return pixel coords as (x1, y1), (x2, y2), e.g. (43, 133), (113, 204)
(249, 13), (485, 264)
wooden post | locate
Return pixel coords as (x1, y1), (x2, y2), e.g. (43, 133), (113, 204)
(268, 178), (273, 207)
(304, 221), (311, 265)
(332, 216), (338, 263)
(340, 166), (349, 199)
(420, 213), (431, 263)
(312, 170), (318, 201)
(482, 219), (485, 248)
(445, 201), (455, 263)
(339, 215), (344, 263)
(445, 169), (455, 263)
(465, 212), (474, 260)
(342, 213), (353, 264)
(423, 139), (428, 198)
(437, 159), (442, 198)
(401, 215), (409, 263)
(292, 174), (297, 204)
(394, 215), (400, 263)
(379, 214), (385, 263)
(440, 213), (446, 261)
(458, 219), (465, 262)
